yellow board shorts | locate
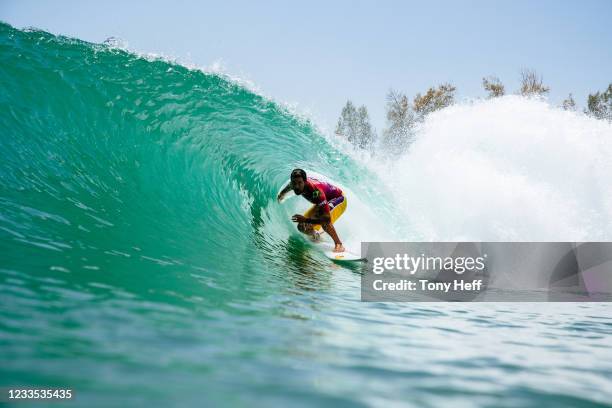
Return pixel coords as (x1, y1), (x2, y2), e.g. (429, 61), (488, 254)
(304, 195), (347, 232)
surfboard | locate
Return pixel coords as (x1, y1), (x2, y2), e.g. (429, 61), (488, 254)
(317, 241), (367, 262)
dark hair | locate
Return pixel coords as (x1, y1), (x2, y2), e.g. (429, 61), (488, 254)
(290, 168), (307, 180)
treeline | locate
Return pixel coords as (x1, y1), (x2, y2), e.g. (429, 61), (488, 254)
(335, 69), (612, 153)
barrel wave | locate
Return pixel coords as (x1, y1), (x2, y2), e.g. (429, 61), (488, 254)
(2, 22), (612, 407)
(0, 23), (381, 404)
(0, 22), (375, 300)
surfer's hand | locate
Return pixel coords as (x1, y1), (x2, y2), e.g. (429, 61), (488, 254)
(333, 243), (345, 253)
(276, 193), (283, 202)
(292, 214), (307, 223)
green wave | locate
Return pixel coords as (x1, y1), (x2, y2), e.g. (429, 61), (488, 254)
(2, 22), (611, 408)
(0, 21), (373, 306)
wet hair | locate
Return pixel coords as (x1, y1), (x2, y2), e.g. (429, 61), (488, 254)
(290, 168), (307, 181)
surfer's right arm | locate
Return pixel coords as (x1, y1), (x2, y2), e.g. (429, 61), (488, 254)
(277, 182), (292, 202)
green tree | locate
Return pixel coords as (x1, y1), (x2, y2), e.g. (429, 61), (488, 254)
(519, 69), (549, 96)
(561, 93), (576, 111)
(382, 89), (414, 152)
(586, 83), (612, 121)
(336, 101), (376, 150)
(356, 105), (375, 150)
(413, 83), (456, 120)
(335, 100), (358, 144)
(482, 76), (505, 98)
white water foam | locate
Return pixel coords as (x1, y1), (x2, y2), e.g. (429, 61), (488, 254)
(364, 96), (612, 241)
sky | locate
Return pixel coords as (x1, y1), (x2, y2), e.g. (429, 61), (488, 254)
(2, 0), (611, 132)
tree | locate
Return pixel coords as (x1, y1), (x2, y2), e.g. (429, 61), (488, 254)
(336, 101), (376, 150)
(561, 93), (576, 111)
(586, 83), (612, 121)
(413, 83), (456, 120)
(382, 89), (414, 152)
(356, 105), (375, 150)
(335, 101), (358, 144)
(519, 69), (549, 96)
(482, 76), (505, 98)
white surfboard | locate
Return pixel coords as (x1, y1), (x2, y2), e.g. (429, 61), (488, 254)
(317, 241), (366, 262)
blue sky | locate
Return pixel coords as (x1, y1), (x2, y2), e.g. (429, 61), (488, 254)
(2, 0), (611, 132)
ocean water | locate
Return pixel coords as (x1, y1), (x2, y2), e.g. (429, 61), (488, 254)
(1, 22), (612, 407)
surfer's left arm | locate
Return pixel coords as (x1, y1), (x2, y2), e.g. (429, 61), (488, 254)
(292, 213), (331, 225)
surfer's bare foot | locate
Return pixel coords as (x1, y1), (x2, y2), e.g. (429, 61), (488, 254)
(333, 243), (345, 253)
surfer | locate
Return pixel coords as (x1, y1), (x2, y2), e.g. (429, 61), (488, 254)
(277, 169), (346, 253)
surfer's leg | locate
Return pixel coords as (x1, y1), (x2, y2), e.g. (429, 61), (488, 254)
(297, 222), (314, 234)
(299, 205), (318, 237)
(328, 195), (347, 224)
(319, 196), (346, 251)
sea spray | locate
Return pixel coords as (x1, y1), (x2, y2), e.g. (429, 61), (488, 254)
(364, 96), (612, 241)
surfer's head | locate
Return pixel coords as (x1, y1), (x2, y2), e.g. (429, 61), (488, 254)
(290, 168), (307, 195)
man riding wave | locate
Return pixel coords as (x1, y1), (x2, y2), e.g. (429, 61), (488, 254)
(277, 169), (346, 253)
